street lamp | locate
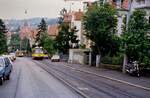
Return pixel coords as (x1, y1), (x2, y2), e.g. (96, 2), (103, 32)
(122, 0), (133, 73)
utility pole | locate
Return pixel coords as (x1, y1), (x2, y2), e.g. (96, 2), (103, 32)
(122, 0), (132, 73)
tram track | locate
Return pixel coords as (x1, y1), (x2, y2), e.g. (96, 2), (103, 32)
(33, 60), (146, 98)
(33, 60), (90, 98)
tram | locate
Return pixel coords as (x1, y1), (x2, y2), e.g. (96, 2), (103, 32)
(32, 47), (45, 60)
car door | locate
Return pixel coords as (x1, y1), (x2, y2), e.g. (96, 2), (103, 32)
(4, 58), (11, 76)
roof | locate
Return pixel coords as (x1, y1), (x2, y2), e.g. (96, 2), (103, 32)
(47, 24), (59, 36)
(74, 10), (84, 21)
(0, 56), (7, 59)
(19, 26), (38, 39)
(63, 13), (72, 23)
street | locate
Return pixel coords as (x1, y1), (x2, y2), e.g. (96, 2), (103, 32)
(0, 57), (150, 98)
(0, 58), (83, 98)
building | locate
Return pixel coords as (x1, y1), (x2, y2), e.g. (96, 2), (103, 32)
(71, 9), (84, 45)
(132, 0), (150, 22)
(47, 24), (59, 38)
(19, 22), (38, 47)
(62, 9), (86, 46)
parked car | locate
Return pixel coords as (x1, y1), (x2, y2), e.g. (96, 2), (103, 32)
(9, 53), (16, 60)
(0, 56), (13, 85)
(2, 55), (14, 62)
(16, 51), (24, 57)
(51, 55), (60, 62)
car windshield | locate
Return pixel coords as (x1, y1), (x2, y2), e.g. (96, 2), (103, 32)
(0, 58), (4, 67)
(35, 49), (43, 54)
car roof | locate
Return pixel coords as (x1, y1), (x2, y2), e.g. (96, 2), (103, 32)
(0, 56), (8, 59)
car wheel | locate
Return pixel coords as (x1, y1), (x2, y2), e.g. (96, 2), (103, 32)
(0, 77), (3, 85)
(6, 74), (10, 80)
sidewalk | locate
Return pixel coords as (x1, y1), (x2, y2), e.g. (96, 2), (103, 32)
(56, 62), (150, 89)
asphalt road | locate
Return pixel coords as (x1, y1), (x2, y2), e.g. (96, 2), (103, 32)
(0, 58), (83, 98)
(34, 59), (150, 98)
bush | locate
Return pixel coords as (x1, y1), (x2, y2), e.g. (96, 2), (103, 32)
(101, 55), (123, 65)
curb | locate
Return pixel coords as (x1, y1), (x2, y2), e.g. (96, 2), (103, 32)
(62, 63), (150, 91)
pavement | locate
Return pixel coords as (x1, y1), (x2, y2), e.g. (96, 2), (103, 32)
(53, 62), (150, 89)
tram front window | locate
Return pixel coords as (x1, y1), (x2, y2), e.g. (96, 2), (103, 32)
(34, 49), (43, 54)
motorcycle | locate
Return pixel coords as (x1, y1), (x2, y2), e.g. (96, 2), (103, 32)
(125, 61), (140, 77)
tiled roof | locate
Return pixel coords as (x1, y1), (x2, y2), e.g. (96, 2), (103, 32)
(74, 10), (83, 21)
(63, 13), (72, 23)
(19, 26), (37, 40)
(47, 24), (59, 36)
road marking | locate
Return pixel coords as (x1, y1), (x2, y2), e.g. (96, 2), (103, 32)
(77, 87), (89, 91)
(62, 63), (150, 91)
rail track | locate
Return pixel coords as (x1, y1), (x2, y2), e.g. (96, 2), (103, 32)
(33, 60), (149, 98)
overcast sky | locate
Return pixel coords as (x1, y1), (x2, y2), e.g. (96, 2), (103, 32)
(0, 0), (95, 19)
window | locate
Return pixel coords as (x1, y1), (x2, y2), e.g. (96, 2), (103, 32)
(4, 58), (9, 66)
(6, 58), (10, 65)
(0, 59), (4, 67)
(137, 0), (145, 5)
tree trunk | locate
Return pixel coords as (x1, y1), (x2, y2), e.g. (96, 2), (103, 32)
(96, 54), (101, 67)
(89, 52), (92, 66)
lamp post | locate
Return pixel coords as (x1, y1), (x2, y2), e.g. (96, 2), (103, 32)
(122, 0), (133, 73)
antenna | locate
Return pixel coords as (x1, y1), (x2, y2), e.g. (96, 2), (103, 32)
(25, 9), (27, 14)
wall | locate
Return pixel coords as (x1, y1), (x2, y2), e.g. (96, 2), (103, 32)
(68, 49), (90, 64)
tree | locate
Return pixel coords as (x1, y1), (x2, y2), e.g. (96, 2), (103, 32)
(21, 37), (31, 51)
(36, 18), (47, 45)
(83, 3), (119, 66)
(122, 10), (150, 67)
(26, 38), (32, 53)
(55, 9), (79, 54)
(41, 33), (56, 55)
(9, 33), (20, 52)
(0, 19), (7, 54)
(55, 24), (79, 54)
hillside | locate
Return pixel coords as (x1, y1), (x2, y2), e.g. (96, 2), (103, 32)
(4, 17), (58, 32)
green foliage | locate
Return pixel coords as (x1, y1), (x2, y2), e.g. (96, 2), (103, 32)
(0, 19), (7, 54)
(55, 25), (79, 53)
(9, 33), (20, 52)
(55, 9), (79, 54)
(20, 37), (31, 52)
(122, 10), (150, 67)
(101, 54), (123, 65)
(36, 18), (47, 45)
(26, 39), (32, 53)
(41, 33), (56, 55)
(35, 18), (56, 55)
(83, 3), (119, 56)
(38, 18), (47, 33)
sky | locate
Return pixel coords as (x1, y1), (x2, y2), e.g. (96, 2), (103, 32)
(0, 0), (95, 19)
